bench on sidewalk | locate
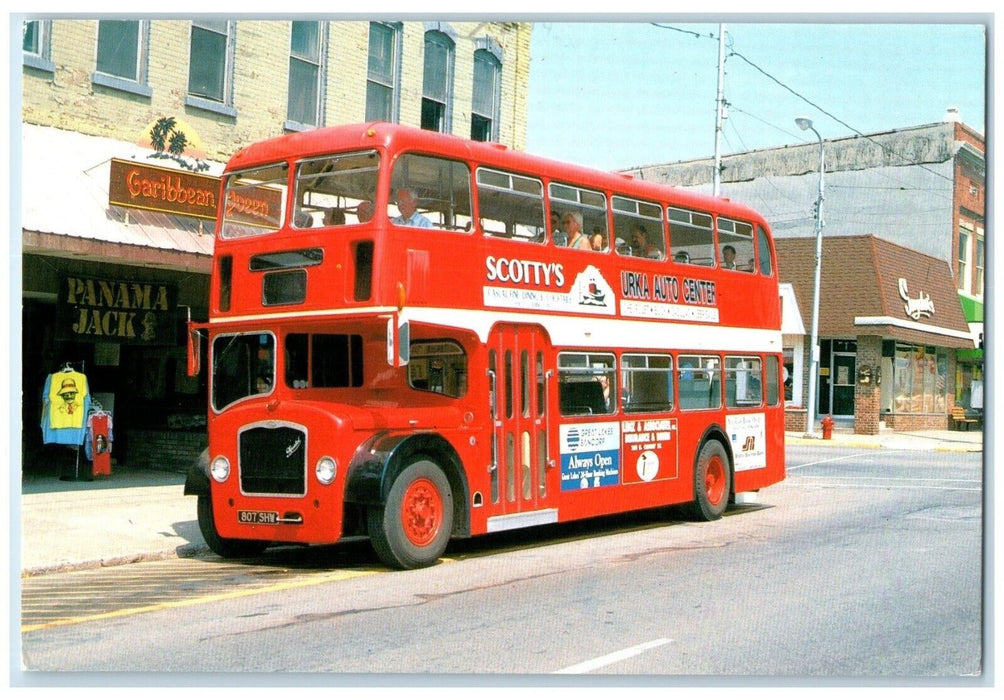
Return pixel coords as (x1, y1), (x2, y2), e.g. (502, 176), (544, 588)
(951, 405), (981, 431)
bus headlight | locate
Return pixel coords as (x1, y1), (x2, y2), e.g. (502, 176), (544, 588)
(315, 456), (337, 485)
(210, 455), (231, 482)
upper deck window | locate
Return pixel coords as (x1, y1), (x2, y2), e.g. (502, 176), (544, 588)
(718, 217), (755, 272)
(477, 168), (545, 242)
(388, 153), (473, 232)
(292, 150), (380, 228)
(221, 163), (289, 239)
(549, 183), (607, 251)
(668, 207), (715, 267)
(613, 196), (665, 260)
(758, 225), (777, 277)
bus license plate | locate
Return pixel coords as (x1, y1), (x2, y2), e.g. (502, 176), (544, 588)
(238, 510), (278, 525)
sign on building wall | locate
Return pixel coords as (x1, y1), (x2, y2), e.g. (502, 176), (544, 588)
(56, 274), (179, 345)
(109, 158), (220, 221)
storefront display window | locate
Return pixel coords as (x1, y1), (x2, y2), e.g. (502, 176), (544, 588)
(886, 343), (947, 414)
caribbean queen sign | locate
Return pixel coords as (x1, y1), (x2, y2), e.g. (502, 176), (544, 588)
(56, 274), (178, 345)
(109, 158), (220, 220)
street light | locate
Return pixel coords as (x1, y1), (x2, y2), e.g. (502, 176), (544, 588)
(796, 116), (825, 437)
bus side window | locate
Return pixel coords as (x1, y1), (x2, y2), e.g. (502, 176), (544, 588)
(725, 356), (762, 407)
(391, 153), (473, 232)
(477, 167), (545, 242)
(757, 224), (774, 276)
(678, 354), (721, 410)
(557, 352), (616, 415)
(668, 207), (714, 267)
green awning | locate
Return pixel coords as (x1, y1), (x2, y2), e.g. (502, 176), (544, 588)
(957, 348), (983, 362)
(959, 294), (983, 323)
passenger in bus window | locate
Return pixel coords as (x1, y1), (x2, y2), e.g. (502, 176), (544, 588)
(324, 208), (346, 226)
(590, 229), (609, 253)
(674, 251), (691, 264)
(391, 188), (433, 228)
(562, 211), (591, 250)
(721, 244), (737, 269)
(550, 211), (568, 246)
(357, 200), (374, 223)
(630, 224), (661, 259)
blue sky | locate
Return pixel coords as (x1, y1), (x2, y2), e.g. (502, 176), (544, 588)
(526, 20), (987, 171)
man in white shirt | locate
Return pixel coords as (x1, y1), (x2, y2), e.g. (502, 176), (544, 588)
(391, 187), (433, 228)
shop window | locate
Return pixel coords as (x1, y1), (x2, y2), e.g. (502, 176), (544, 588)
(889, 343), (947, 414)
(408, 340), (468, 398)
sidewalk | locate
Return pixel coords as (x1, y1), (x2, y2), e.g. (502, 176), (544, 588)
(16, 429), (983, 577)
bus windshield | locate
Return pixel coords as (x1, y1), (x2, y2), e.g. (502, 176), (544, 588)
(212, 332), (275, 411)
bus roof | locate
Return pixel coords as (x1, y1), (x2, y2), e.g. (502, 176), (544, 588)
(225, 122), (768, 225)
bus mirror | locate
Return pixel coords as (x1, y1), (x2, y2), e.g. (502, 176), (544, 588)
(187, 325), (202, 377)
(387, 318), (410, 367)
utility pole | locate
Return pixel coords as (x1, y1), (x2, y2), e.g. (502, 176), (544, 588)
(713, 23), (726, 196)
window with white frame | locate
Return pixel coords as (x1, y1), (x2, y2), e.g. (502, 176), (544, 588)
(188, 20), (234, 112)
(975, 231), (984, 297)
(422, 30), (454, 133)
(287, 21), (324, 128)
(23, 19), (54, 72)
(471, 47), (501, 142)
(957, 224), (972, 293)
(94, 20), (151, 96)
(366, 22), (400, 123)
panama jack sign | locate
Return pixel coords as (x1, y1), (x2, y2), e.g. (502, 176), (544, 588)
(56, 274), (179, 345)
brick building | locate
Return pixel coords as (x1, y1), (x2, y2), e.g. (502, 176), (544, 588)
(19, 18), (532, 474)
(623, 113), (984, 433)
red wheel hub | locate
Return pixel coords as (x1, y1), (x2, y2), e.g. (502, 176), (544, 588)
(400, 477), (442, 546)
(705, 456), (726, 506)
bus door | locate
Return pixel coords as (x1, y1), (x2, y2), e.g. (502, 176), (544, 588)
(486, 324), (553, 524)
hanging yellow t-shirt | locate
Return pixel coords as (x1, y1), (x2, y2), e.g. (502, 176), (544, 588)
(47, 370), (89, 430)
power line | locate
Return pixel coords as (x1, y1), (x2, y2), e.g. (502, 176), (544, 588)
(648, 23), (958, 183)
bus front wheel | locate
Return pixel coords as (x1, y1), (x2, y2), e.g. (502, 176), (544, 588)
(367, 458), (453, 569)
(686, 440), (732, 522)
(197, 495), (268, 558)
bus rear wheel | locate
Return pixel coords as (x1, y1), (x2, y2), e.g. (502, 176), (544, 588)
(197, 495), (268, 559)
(367, 458), (453, 569)
(686, 440), (732, 521)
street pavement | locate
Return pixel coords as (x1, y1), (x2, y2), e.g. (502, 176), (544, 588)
(16, 429), (984, 577)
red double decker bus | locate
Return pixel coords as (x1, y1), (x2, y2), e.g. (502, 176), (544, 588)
(186, 122), (785, 569)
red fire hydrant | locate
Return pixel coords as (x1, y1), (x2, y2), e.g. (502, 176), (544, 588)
(820, 414), (834, 440)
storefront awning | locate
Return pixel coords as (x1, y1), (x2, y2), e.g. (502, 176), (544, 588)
(19, 123), (220, 271)
(958, 293), (983, 323)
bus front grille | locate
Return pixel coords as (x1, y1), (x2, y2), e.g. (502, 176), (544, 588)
(238, 425), (307, 496)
